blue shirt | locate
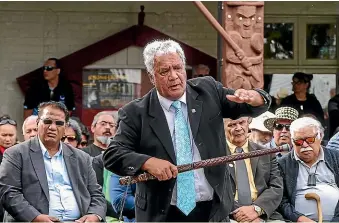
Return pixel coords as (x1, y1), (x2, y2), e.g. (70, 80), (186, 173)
(110, 173), (136, 222)
(327, 132), (339, 150)
(39, 139), (81, 221)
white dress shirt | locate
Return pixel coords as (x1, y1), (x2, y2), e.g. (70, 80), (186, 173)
(156, 91), (214, 205)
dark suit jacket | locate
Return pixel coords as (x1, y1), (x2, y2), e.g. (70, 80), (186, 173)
(277, 148), (339, 222)
(230, 141), (284, 221)
(91, 153), (119, 219)
(103, 76), (271, 222)
(0, 137), (107, 222)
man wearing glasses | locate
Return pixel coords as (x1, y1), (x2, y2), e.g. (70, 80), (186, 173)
(82, 111), (118, 157)
(83, 111), (119, 220)
(263, 107), (299, 157)
(23, 58), (75, 119)
(277, 117), (339, 222)
(0, 101), (106, 222)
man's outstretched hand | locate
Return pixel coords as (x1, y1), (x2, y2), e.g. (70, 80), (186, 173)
(226, 89), (264, 107)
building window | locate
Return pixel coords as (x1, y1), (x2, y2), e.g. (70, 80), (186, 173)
(82, 68), (141, 109)
(264, 23), (294, 59)
(306, 23), (336, 59)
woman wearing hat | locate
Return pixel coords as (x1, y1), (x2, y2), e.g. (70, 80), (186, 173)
(280, 72), (324, 125)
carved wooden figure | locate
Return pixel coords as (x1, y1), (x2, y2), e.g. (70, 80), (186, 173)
(222, 2), (264, 90)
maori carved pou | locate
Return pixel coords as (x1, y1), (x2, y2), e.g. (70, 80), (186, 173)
(223, 2), (264, 90)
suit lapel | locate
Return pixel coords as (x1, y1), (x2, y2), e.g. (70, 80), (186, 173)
(63, 144), (83, 214)
(229, 162), (236, 185)
(186, 85), (202, 141)
(290, 152), (299, 199)
(148, 90), (177, 164)
(29, 137), (49, 201)
(248, 142), (259, 178)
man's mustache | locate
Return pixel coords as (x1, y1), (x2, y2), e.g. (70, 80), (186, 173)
(279, 134), (290, 138)
(103, 130), (112, 135)
(300, 147), (313, 152)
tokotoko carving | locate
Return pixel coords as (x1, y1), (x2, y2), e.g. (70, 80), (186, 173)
(223, 2), (264, 90)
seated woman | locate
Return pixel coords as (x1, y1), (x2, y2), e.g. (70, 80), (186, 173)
(110, 173), (136, 222)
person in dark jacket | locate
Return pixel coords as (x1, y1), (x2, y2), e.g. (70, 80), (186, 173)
(278, 117), (339, 222)
(328, 93), (339, 138)
(280, 72), (324, 126)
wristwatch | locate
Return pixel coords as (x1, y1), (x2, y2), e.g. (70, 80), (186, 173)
(253, 88), (271, 106)
(253, 205), (264, 216)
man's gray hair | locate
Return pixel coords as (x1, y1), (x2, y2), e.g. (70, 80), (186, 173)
(290, 117), (324, 139)
(193, 64), (210, 75)
(91, 111), (118, 127)
(22, 115), (38, 134)
(67, 118), (82, 145)
(143, 39), (186, 81)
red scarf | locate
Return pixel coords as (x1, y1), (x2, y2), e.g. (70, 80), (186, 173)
(0, 146), (5, 155)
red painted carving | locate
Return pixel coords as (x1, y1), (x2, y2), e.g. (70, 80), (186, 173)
(222, 1), (264, 90)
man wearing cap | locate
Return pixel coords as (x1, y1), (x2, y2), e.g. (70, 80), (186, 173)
(249, 111), (275, 147)
(223, 117), (284, 222)
(264, 107), (299, 158)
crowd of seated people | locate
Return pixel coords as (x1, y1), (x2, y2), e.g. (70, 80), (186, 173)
(1, 54), (339, 222)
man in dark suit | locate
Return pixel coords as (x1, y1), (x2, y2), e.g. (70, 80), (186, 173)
(103, 39), (271, 222)
(0, 101), (106, 222)
(223, 117), (283, 222)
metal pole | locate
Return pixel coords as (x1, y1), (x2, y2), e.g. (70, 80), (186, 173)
(217, 1), (223, 82)
(336, 17), (339, 94)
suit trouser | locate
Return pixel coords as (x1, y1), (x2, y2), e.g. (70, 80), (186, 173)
(166, 201), (213, 222)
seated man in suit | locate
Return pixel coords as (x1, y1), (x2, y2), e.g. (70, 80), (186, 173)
(223, 117), (284, 222)
(278, 117), (339, 222)
(0, 101), (106, 222)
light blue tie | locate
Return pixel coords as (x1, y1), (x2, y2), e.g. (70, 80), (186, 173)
(171, 100), (196, 216)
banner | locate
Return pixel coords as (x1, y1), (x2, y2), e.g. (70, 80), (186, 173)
(82, 68), (141, 109)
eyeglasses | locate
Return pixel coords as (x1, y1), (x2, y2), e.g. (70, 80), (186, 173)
(80, 141), (88, 147)
(0, 119), (17, 126)
(40, 119), (65, 126)
(97, 121), (117, 129)
(293, 134), (318, 146)
(61, 135), (77, 142)
(43, 66), (58, 71)
(274, 123), (291, 131)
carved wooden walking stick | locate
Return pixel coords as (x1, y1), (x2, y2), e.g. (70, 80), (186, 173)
(305, 193), (323, 223)
(119, 144), (290, 185)
(193, 1), (240, 54)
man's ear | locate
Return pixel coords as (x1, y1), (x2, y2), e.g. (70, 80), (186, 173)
(91, 125), (96, 134)
(148, 73), (155, 85)
(56, 68), (61, 75)
(247, 117), (253, 124)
